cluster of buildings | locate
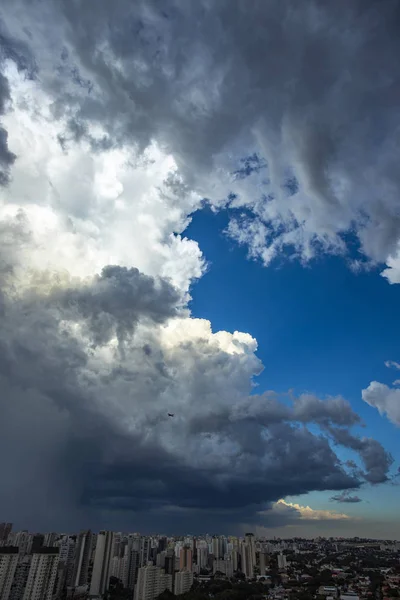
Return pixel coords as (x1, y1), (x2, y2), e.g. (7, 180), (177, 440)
(0, 523), (399, 600)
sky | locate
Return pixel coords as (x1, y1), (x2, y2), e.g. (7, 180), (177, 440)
(0, 0), (400, 538)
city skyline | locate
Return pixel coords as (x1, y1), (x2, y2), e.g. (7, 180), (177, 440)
(1, 0), (400, 540)
(1, 523), (399, 599)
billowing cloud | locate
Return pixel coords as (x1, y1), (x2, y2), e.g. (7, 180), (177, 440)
(0, 0), (395, 533)
(0, 224), (391, 531)
(362, 381), (400, 427)
(330, 493), (362, 504)
(2, 0), (400, 279)
(326, 426), (393, 484)
(272, 499), (351, 521)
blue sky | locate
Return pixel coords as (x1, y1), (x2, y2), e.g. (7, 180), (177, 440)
(187, 206), (400, 524)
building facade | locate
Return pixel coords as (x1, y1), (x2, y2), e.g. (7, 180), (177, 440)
(135, 566), (172, 600)
(0, 547), (19, 600)
(0, 524), (13, 545)
(89, 530), (114, 598)
(174, 570), (193, 595)
(240, 542), (254, 579)
(72, 530), (93, 588)
(22, 547), (59, 600)
(179, 546), (192, 572)
(213, 558), (233, 578)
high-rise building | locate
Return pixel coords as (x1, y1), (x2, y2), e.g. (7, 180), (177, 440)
(127, 549), (140, 590)
(231, 550), (239, 572)
(72, 530), (93, 588)
(23, 547), (59, 600)
(197, 547), (208, 570)
(89, 530), (114, 598)
(277, 553), (287, 570)
(245, 533), (256, 567)
(58, 535), (76, 588)
(0, 524), (13, 545)
(179, 546), (192, 572)
(43, 533), (58, 547)
(213, 559), (233, 578)
(240, 542), (254, 579)
(140, 537), (151, 567)
(174, 570), (193, 595)
(12, 531), (31, 556)
(135, 566), (172, 600)
(0, 547), (19, 600)
(212, 537), (223, 559)
(156, 551), (167, 568)
(259, 551), (267, 576)
(10, 556), (31, 600)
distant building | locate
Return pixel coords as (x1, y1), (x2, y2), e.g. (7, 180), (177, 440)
(89, 531), (114, 598)
(240, 542), (254, 578)
(179, 546), (193, 572)
(245, 534), (256, 567)
(135, 566), (172, 600)
(197, 547), (209, 570)
(175, 570), (193, 595)
(10, 556), (31, 600)
(72, 530), (93, 588)
(127, 549), (140, 590)
(319, 586), (338, 597)
(340, 593), (359, 600)
(58, 535), (76, 588)
(43, 533), (58, 547)
(213, 558), (233, 578)
(277, 553), (287, 570)
(140, 537), (151, 567)
(259, 551), (267, 576)
(0, 547), (19, 600)
(12, 531), (31, 556)
(0, 524), (13, 545)
(23, 547), (59, 600)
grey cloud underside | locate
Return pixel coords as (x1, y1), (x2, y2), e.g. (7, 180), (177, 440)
(3, 0), (400, 269)
(0, 17), (36, 183)
(0, 218), (392, 532)
(330, 493), (362, 503)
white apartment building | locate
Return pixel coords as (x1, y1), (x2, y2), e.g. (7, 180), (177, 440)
(72, 530), (93, 588)
(135, 566), (172, 600)
(240, 542), (254, 579)
(23, 548), (59, 600)
(0, 547), (19, 600)
(89, 531), (114, 598)
(174, 570), (193, 595)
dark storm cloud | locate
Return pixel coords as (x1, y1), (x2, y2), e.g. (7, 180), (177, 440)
(0, 0), (397, 532)
(3, 0), (400, 271)
(0, 16), (38, 183)
(50, 265), (181, 345)
(0, 126), (15, 184)
(0, 70), (14, 184)
(0, 211), (390, 532)
(327, 427), (393, 484)
(330, 493), (362, 503)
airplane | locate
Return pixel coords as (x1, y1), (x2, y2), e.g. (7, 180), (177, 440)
(168, 413), (174, 417)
